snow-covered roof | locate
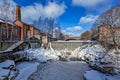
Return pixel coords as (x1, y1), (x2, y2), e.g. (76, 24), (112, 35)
(0, 19), (4, 23)
(0, 19), (16, 26)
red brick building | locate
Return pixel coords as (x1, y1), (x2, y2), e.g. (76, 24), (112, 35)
(0, 5), (40, 41)
(98, 25), (120, 44)
(0, 19), (21, 41)
(14, 5), (40, 40)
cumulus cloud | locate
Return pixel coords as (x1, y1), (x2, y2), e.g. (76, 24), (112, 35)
(44, 2), (66, 18)
(72, 0), (113, 14)
(72, 0), (104, 7)
(21, 3), (44, 23)
(21, 2), (66, 23)
(0, 0), (66, 23)
(79, 15), (98, 24)
(62, 26), (82, 36)
(66, 26), (82, 32)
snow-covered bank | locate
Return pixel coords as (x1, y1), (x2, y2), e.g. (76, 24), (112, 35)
(25, 44), (120, 74)
(15, 62), (39, 80)
(84, 70), (120, 80)
(0, 60), (18, 80)
(25, 47), (61, 62)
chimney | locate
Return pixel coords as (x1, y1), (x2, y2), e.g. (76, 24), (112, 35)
(16, 5), (21, 21)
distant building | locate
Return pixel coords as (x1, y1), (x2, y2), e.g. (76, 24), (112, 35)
(64, 36), (81, 41)
(98, 25), (120, 44)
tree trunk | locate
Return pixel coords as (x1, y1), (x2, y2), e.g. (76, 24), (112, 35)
(11, 26), (13, 41)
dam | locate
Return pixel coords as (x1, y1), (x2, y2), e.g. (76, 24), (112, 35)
(50, 40), (97, 51)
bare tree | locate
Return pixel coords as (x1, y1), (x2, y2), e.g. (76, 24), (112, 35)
(37, 17), (54, 36)
(10, 7), (16, 41)
(92, 6), (120, 50)
(0, 1), (11, 40)
(80, 30), (91, 40)
(48, 18), (54, 36)
(54, 27), (61, 39)
(0, 1), (15, 41)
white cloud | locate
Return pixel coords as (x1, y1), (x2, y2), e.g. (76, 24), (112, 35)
(62, 26), (82, 36)
(44, 2), (66, 18)
(21, 2), (66, 23)
(66, 26), (82, 32)
(74, 26), (82, 30)
(72, 0), (104, 7)
(21, 3), (44, 23)
(0, 0), (66, 24)
(79, 15), (98, 24)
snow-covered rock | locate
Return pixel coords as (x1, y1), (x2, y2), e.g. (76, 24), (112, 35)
(0, 60), (15, 68)
(0, 68), (10, 80)
(15, 62), (39, 80)
(25, 47), (60, 62)
(0, 60), (18, 80)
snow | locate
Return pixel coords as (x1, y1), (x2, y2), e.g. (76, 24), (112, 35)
(15, 62), (39, 80)
(0, 60), (18, 80)
(0, 68), (10, 80)
(0, 43), (119, 80)
(25, 47), (60, 62)
(84, 70), (120, 80)
(70, 44), (106, 62)
(29, 61), (89, 80)
(0, 60), (15, 68)
(84, 70), (104, 80)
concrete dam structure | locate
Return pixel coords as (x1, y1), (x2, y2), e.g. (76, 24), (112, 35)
(50, 41), (96, 51)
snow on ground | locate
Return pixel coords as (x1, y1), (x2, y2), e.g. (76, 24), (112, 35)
(0, 60), (15, 68)
(15, 62), (39, 80)
(0, 60), (17, 80)
(84, 70), (120, 80)
(0, 44), (119, 80)
(28, 61), (89, 80)
(25, 47), (60, 62)
(0, 68), (10, 80)
(70, 44), (106, 61)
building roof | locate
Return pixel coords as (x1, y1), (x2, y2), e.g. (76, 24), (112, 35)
(0, 19), (18, 26)
(14, 19), (40, 31)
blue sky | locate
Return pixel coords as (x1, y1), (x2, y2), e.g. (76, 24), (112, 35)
(1, 0), (120, 36)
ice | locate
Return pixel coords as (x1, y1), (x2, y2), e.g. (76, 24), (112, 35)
(28, 61), (89, 80)
(84, 70), (120, 80)
(84, 70), (104, 80)
(15, 62), (39, 80)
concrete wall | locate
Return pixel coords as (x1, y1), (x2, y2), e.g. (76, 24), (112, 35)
(51, 41), (96, 51)
(51, 42), (82, 51)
